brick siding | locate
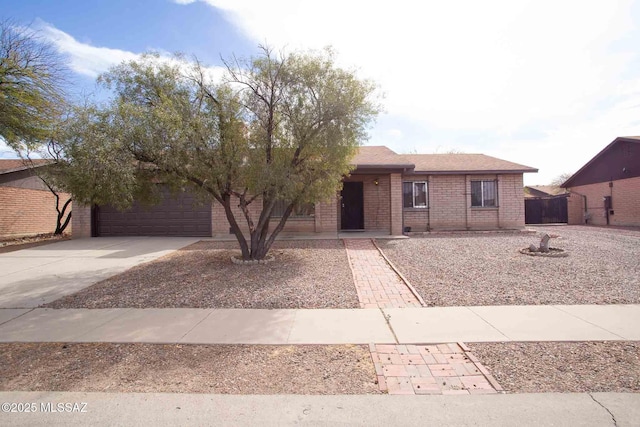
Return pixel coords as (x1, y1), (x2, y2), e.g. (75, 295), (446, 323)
(567, 176), (640, 226)
(401, 173), (525, 231)
(0, 186), (72, 239)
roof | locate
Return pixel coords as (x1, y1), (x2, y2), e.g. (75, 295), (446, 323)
(524, 185), (568, 199)
(561, 136), (640, 188)
(0, 159), (50, 175)
(400, 153), (537, 174)
(352, 146), (415, 169)
(352, 146), (537, 174)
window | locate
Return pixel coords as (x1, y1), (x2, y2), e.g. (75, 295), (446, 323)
(270, 199), (315, 217)
(403, 181), (428, 208)
(471, 180), (497, 207)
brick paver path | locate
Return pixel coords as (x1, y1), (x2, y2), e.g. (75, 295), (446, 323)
(370, 343), (503, 395)
(344, 239), (421, 308)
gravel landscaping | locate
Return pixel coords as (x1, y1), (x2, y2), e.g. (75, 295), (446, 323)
(0, 343), (380, 394)
(45, 240), (358, 309)
(377, 226), (640, 306)
(470, 341), (640, 393)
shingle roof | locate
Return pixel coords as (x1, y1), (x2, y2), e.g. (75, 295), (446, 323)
(0, 159), (50, 174)
(400, 153), (538, 174)
(352, 147), (537, 174)
(351, 146), (414, 169)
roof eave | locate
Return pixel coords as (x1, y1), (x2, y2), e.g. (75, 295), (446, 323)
(0, 163), (48, 175)
(409, 168), (538, 175)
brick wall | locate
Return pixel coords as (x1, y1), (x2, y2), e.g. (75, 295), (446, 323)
(496, 174), (525, 228)
(430, 175), (467, 230)
(315, 196), (338, 233)
(401, 173), (526, 231)
(212, 196), (327, 235)
(0, 186), (72, 239)
(71, 204), (92, 238)
(567, 176), (640, 226)
(567, 192), (586, 225)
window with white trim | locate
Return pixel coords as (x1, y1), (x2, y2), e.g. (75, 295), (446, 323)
(471, 180), (497, 207)
(403, 181), (428, 208)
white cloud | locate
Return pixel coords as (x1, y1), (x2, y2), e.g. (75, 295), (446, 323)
(33, 19), (139, 78)
(32, 19), (225, 83)
(178, 0), (640, 184)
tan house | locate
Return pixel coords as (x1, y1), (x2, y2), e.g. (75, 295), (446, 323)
(73, 146), (537, 238)
(562, 136), (640, 227)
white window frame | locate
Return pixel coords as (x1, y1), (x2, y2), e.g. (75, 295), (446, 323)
(403, 181), (428, 208)
(471, 180), (498, 207)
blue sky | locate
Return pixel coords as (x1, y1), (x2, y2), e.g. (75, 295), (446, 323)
(2, 0), (640, 185)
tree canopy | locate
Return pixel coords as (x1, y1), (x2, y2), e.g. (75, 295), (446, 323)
(0, 20), (67, 149)
(52, 47), (380, 259)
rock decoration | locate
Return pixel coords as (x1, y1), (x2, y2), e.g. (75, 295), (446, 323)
(520, 233), (567, 257)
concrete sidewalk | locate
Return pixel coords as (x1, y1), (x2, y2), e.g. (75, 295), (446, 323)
(0, 237), (199, 309)
(0, 391), (637, 426)
(1, 304), (638, 344)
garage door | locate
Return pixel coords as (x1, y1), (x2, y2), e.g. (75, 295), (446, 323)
(96, 187), (212, 237)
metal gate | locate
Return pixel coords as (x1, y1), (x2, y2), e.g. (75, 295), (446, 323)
(525, 196), (568, 224)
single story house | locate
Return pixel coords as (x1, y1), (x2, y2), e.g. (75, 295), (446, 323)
(562, 136), (640, 227)
(0, 159), (72, 239)
(72, 146), (537, 238)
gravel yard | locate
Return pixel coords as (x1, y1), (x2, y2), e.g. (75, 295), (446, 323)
(0, 343), (380, 394)
(377, 226), (640, 306)
(45, 240), (358, 309)
(470, 341), (640, 393)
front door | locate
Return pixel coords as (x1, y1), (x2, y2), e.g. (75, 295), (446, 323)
(341, 181), (364, 230)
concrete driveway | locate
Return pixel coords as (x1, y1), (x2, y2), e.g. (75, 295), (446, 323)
(0, 237), (199, 308)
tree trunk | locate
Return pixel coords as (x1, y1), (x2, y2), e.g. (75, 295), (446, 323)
(54, 198), (72, 235)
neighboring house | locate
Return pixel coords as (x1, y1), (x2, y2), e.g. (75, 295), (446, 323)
(524, 185), (568, 199)
(562, 136), (640, 227)
(72, 146), (537, 238)
(0, 159), (72, 239)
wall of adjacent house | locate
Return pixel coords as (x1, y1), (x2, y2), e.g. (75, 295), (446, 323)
(401, 173), (526, 231)
(0, 179), (72, 239)
(567, 176), (640, 227)
(567, 192), (586, 225)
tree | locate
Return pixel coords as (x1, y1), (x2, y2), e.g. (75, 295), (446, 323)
(551, 172), (573, 187)
(0, 20), (67, 149)
(0, 20), (71, 235)
(53, 48), (380, 260)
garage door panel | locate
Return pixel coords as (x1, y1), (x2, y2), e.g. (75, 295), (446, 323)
(97, 187), (212, 237)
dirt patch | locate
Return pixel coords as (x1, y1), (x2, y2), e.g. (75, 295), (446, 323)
(45, 240), (358, 309)
(0, 343), (380, 394)
(377, 226), (640, 306)
(469, 341), (640, 393)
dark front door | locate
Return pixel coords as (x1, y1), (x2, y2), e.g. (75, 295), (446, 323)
(341, 181), (364, 230)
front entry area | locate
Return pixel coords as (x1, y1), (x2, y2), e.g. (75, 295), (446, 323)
(340, 181), (364, 230)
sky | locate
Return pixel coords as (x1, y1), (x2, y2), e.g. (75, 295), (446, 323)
(2, 0), (639, 185)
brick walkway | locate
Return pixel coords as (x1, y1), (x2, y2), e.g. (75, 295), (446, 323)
(344, 239), (421, 309)
(370, 343), (504, 395)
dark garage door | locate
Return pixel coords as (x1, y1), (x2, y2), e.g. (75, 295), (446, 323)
(96, 187), (212, 237)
